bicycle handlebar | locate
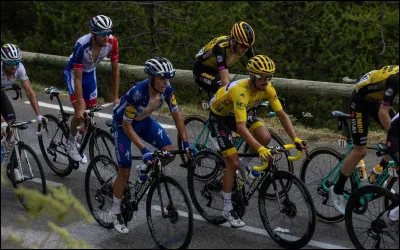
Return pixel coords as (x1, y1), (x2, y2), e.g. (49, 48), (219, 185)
(252, 143), (303, 172)
(3, 84), (22, 100)
(84, 102), (114, 114)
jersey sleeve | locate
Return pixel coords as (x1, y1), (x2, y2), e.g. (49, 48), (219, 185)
(108, 35), (119, 63)
(16, 63), (29, 81)
(382, 73), (399, 107)
(266, 84), (283, 112)
(212, 44), (227, 71)
(123, 86), (139, 123)
(71, 42), (85, 71)
(231, 87), (248, 123)
(164, 84), (179, 112)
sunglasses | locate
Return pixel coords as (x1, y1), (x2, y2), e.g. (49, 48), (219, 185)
(157, 71), (176, 79)
(252, 73), (273, 81)
(94, 30), (112, 37)
(5, 60), (20, 66)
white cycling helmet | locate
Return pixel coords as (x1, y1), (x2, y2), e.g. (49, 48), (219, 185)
(1, 43), (22, 62)
(89, 15), (113, 32)
(144, 57), (176, 79)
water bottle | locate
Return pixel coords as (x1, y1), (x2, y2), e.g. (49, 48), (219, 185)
(356, 160), (367, 181)
(368, 164), (383, 184)
(246, 167), (260, 184)
(136, 164), (148, 182)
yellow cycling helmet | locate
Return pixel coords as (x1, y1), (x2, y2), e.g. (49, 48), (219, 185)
(231, 21), (255, 47)
(247, 55), (275, 74)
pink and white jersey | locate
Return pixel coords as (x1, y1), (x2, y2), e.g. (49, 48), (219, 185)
(65, 33), (119, 73)
(1, 62), (29, 88)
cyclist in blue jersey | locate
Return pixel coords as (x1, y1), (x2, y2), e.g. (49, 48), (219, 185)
(110, 56), (191, 233)
(64, 15), (120, 163)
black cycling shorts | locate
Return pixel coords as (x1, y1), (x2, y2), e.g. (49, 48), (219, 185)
(193, 62), (222, 95)
(0, 90), (16, 122)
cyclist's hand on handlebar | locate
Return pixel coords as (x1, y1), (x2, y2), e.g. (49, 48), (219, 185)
(294, 138), (308, 152)
(257, 146), (273, 162)
(141, 147), (153, 165)
(113, 97), (120, 106)
(183, 141), (193, 159)
(37, 115), (48, 132)
(1, 122), (8, 137)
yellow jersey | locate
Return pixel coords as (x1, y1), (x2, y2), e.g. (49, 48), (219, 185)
(210, 78), (282, 122)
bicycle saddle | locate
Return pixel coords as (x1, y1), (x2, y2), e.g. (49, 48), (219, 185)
(45, 86), (63, 95)
(332, 111), (351, 120)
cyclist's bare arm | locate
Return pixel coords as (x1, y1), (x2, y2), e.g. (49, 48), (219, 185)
(111, 61), (120, 104)
(21, 79), (40, 117)
(171, 111), (188, 143)
(122, 119), (146, 151)
(275, 109), (298, 141)
(73, 68), (85, 119)
(219, 69), (230, 87)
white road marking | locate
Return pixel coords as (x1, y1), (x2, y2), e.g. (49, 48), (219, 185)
(24, 101), (176, 130)
(151, 205), (350, 249)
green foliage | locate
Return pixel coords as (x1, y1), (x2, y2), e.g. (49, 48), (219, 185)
(1, 1), (398, 129)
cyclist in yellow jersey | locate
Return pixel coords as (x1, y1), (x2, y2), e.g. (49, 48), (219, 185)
(209, 55), (308, 228)
(330, 65), (399, 215)
(193, 21), (255, 95)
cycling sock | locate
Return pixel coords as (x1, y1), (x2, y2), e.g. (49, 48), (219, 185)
(389, 206), (399, 221)
(69, 135), (76, 143)
(111, 195), (121, 214)
(222, 191), (233, 213)
(334, 172), (349, 195)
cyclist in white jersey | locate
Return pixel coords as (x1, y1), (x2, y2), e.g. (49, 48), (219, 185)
(63, 15), (120, 162)
(1, 43), (45, 137)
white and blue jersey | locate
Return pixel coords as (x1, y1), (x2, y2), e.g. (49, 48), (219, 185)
(64, 33), (119, 106)
(112, 79), (179, 168)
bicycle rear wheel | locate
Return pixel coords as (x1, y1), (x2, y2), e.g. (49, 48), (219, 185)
(89, 129), (115, 162)
(38, 114), (73, 177)
(258, 170), (316, 249)
(85, 155), (118, 229)
(178, 115), (219, 164)
(9, 143), (47, 210)
(300, 147), (348, 223)
(345, 185), (399, 249)
(146, 176), (193, 249)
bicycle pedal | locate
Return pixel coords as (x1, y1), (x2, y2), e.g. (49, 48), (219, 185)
(70, 161), (79, 170)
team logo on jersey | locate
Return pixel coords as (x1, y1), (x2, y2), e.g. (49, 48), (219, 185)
(171, 94), (177, 105)
(236, 100), (246, 110)
(385, 88), (394, 97)
(125, 106), (137, 119)
(133, 90), (142, 102)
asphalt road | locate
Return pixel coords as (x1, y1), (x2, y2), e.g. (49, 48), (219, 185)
(1, 90), (397, 249)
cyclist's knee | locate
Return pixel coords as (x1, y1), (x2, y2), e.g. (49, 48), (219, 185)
(225, 155), (239, 170)
(118, 167), (131, 179)
(352, 146), (368, 158)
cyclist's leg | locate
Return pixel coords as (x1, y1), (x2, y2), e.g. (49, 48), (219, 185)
(386, 114), (399, 222)
(0, 90), (16, 123)
(209, 111), (245, 228)
(193, 62), (221, 95)
(330, 92), (369, 214)
(110, 122), (131, 234)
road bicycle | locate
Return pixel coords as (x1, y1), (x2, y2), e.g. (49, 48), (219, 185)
(178, 98), (293, 179)
(300, 110), (398, 223)
(345, 143), (399, 249)
(1, 84), (47, 209)
(85, 150), (193, 249)
(188, 143), (316, 249)
(38, 86), (115, 177)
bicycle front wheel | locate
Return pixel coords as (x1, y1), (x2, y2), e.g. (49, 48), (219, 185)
(300, 147), (348, 223)
(9, 143), (47, 210)
(345, 185), (399, 249)
(146, 176), (193, 249)
(85, 155), (118, 229)
(259, 170), (316, 249)
(89, 129), (115, 162)
(38, 114), (73, 177)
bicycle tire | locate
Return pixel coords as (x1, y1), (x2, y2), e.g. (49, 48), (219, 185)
(146, 176), (193, 249)
(85, 154), (118, 229)
(187, 149), (227, 225)
(300, 147), (346, 223)
(89, 129), (115, 162)
(179, 115), (219, 164)
(38, 114), (73, 177)
(383, 176), (399, 210)
(9, 143), (47, 210)
(345, 185), (399, 249)
(243, 130), (294, 174)
(258, 170), (316, 249)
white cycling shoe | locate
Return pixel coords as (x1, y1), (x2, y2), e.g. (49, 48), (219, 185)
(222, 210), (246, 228)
